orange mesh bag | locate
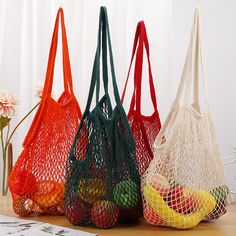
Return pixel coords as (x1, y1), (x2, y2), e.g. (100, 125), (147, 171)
(121, 21), (161, 175)
(8, 8), (82, 216)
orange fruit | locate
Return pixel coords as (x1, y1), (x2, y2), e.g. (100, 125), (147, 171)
(33, 180), (64, 208)
(78, 178), (106, 204)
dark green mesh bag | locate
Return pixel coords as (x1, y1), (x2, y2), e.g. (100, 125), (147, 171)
(64, 7), (141, 229)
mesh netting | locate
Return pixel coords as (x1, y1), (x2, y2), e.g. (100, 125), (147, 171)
(128, 112), (161, 176)
(8, 8), (82, 216)
(141, 9), (229, 229)
(142, 108), (229, 229)
(64, 7), (141, 229)
(65, 97), (141, 228)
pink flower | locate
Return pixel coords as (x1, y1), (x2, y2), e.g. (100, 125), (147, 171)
(34, 80), (55, 99)
(34, 80), (44, 99)
(0, 90), (17, 117)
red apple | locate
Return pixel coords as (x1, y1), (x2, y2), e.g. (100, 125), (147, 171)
(167, 186), (196, 213)
(9, 170), (36, 197)
(65, 197), (91, 225)
(144, 204), (165, 225)
(146, 173), (170, 197)
(91, 200), (119, 228)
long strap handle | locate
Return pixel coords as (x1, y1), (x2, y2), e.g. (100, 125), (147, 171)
(84, 6), (121, 114)
(192, 8), (209, 106)
(173, 8), (209, 108)
(121, 21), (142, 104)
(95, 13), (109, 103)
(41, 8), (74, 100)
(155, 8), (209, 147)
(136, 21), (158, 113)
(121, 21), (158, 113)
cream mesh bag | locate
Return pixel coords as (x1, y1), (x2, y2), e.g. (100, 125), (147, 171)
(142, 8), (229, 229)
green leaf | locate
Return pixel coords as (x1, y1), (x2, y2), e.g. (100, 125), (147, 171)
(0, 116), (11, 130)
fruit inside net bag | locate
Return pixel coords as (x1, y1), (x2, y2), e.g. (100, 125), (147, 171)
(141, 8), (229, 229)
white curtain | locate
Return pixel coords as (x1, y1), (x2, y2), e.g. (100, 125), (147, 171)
(0, 0), (172, 161)
(1, 0), (236, 193)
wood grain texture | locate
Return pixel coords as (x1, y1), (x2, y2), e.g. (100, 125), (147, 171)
(0, 197), (236, 236)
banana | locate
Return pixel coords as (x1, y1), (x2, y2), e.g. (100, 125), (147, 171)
(144, 185), (216, 229)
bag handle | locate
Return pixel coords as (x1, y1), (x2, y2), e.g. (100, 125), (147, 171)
(121, 21), (142, 105)
(84, 6), (121, 113)
(41, 8), (74, 100)
(22, 8), (74, 148)
(95, 12), (109, 103)
(121, 21), (158, 114)
(154, 8), (209, 147)
(191, 8), (209, 107)
(173, 8), (209, 108)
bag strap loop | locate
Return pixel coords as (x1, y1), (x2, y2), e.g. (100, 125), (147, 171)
(121, 21), (158, 114)
(42, 8), (74, 100)
(173, 8), (209, 108)
(84, 7), (121, 113)
(155, 8), (209, 147)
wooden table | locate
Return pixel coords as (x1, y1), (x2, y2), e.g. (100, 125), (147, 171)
(1, 197), (236, 236)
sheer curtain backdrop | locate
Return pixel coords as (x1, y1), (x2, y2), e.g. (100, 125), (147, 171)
(1, 0), (236, 194)
(0, 0), (172, 165)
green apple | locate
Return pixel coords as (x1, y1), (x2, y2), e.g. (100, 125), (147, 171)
(210, 185), (229, 204)
(207, 185), (229, 220)
(113, 180), (140, 208)
(205, 200), (227, 220)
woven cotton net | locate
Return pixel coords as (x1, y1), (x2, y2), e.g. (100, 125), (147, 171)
(65, 98), (141, 228)
(142, 107), (228, 229)
(141, 9), (229, 229)
(64, 7), (141, 229)
(128, 113), (161, 175)
(8, 8), (82, 216)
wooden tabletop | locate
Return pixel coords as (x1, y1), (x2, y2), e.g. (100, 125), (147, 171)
(1, 197), (236, 236)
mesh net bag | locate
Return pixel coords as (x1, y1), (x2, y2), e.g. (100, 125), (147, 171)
(121, 21), (161, 176)
(64, 7), (141, 229)
(8, 8), (82, 216)
(141, 8), (229, 229)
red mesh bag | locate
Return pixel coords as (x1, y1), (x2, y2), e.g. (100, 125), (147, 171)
(8, 8), (82, 216)
(121, 21), (161, 176)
